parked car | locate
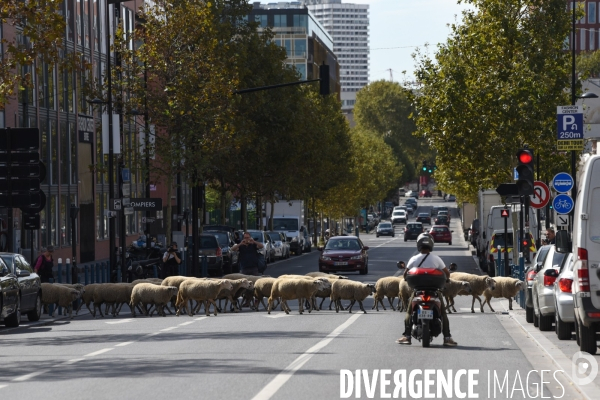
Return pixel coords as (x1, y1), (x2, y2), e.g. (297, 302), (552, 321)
(419, 189), (432, 198)
(429, 225), (453, 245)
(204, 230), (239, 274)
(398, 188), (406, 197)
(404, 222), (424, 241)
(391, 210), (407, 225)
(187, 234), (224, 276)
(553, 253), (575, 340)
(531, 245), (566, 331)
(0, 258), (20, 327)
(267, 231), (290, 260)
(524, 245), (552, 323)
(0, 253), (43, 322)
(376, 222), (395, 237)
(405, 190), (419, 199)
(434, 216), (449, 226)
(247, 230), (275, 263)
(446, 194), (456, 202)
(318, 236), (369, 275)
(415, 213), (431, 225)
(468, 219), (480, 247)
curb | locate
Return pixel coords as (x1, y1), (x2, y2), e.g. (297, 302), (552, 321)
(0, 309), (92, 334)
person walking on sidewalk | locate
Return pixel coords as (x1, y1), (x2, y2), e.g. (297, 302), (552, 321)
(34, 246), (55, 283)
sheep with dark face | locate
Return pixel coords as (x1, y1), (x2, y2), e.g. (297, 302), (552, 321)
(450, 272), (497, 313)
(330, 280), (376, 314)
(130, 283), (178, 317)
(481, 277), (525, 312)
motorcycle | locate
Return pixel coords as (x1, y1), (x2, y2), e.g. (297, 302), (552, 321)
(397, 261), (447, 348)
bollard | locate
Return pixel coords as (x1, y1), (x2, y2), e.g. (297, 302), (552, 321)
(57, 258), (63, 284)
(66, 258), (71, 284)
(201, 255), (208, 278)
(85, 264), (89, 285)
(101, 262), (106, 283)
(153, 264), (158, 279)
(90, 264), (95, 284)
(96, 263), (100, 283)
(117, 266), (121, 283)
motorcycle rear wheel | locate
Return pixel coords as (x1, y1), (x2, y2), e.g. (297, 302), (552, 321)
(422, 322), (430, 348)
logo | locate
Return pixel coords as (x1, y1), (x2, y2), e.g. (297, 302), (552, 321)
(571, 351), (598, 386)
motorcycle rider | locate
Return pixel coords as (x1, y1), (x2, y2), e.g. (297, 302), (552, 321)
(397, 233), (457, 346)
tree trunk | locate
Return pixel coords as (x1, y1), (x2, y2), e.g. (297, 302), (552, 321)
(269, 199), (275, 231)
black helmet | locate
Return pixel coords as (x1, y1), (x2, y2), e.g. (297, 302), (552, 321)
(416, 233), (434, 252)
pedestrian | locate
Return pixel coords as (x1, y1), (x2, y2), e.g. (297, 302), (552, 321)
(162, 242), (181, 278)
(543, 227), (556, 245)
(231, 232), (264, 276)
(34, 246), (55, 283)
(396, 234), (457, 347)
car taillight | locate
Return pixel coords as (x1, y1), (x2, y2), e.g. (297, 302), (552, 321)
(216, 247), (222, 257)
(587, 312), (600, 318)
(526, 270), (537, 281)
(558, 278), (573, 293)
(544, 275), (557, 287)
(577, 247), (590, 293)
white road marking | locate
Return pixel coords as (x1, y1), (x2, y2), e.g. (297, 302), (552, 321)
(105, 318), (134, 324)
(84, 348), (114, 357)
(178, 321), (196, 326)
(263, 314), (292, 319)
(502, 341), (511, 346)
(115, 341), (134, 347)
(12, 370), (49, 382)
(0, 385), (7, 389)
(160, 326), (177, 332)
(251, 313), (362, 400)
(460, 316), (477, 318)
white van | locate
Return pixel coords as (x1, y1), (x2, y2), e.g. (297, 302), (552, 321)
(572, 154), (600, 354)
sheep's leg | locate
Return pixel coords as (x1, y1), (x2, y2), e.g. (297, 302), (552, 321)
(470, 295), (476, 313)
(85, 301), (94, 316)
(319, 297), (326, 310)
(282, 299), (290, 314)
(334, 299), (341, 313)
(372, 298), (378, 310)
(347, 300), (356, 313)
(203, 300), (210, 316)
(450, 296), (457, 312)
(444, 296), (452, 314)
(358, 300), (366, 314)
(163, 304), (173, 315)
(508, 297), (513, 310)
(474, 295), (484, 313)
(487, 297), (496, 312)
(68, 304), (73, 319)
(388, 297), (396, 311)
(208, 299), (218, 316)
(267, 297), (273, 314)
(135, 304), (144, 315)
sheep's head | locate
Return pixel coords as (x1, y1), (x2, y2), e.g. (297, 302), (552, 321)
(219, 280), (234, 291)
(338, 275), (349, 280)
(515, 280), (525, 290)
(366, 283), (376, 295)
(461, 281), (473, 294)
(486, 277), (497, 290)
(70, 290), (80, 301)
(168, 286), (178, 296)
(237, 279), (252, 289)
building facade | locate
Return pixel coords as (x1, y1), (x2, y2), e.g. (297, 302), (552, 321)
(305, 0), (369, 113)
(249, 2), (341, 98)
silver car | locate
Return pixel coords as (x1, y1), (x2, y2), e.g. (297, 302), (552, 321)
(247, 230), (274, 263)
(267, 231), (289, 260)
(553, 253), (575, 340)
(531, 246), (566, 331)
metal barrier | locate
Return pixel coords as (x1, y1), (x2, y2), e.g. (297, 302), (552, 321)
(85, 265), (90, 285)
(96, 262), (101, 283)
(201, 255), (208, 278)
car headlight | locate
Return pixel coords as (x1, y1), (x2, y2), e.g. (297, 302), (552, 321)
(321, 256), (332, 261)
(350, 255), (362, 260)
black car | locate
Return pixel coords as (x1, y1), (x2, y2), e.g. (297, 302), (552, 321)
(0, 258), (20, 327)
(186, 234), (225, 276)
(0, 253), (43, 324)
(376, 222), (395, 237)
(204, 230), (239, 274)
(430, 206), (440, 217)
(416, 213), (431, 224)
(404, 223), (424, 241)
(434, 216), (449, 226)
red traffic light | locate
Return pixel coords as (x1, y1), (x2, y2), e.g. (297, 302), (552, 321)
(501, 209), (509, 218)
(517, 150), (533, 164)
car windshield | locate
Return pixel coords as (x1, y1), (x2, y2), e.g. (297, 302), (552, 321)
(268, 233), (281, 242)
(249, 232), (265, 242)
(188, 236), (219, 249)
(436, 216), (448, 221)
(407, 224), (422, 229)
(418, 213), (428, 217)
(393, 211), (404, 216)
(272, 218), (299, 231)
(0, 255), (14, 273)
(433, 227), (449, 233)
(379, 223), (392, 228)
(493, 233), (514, 247)
(550, 251), (566, 268)
(210, 232), (229, 245)
(325, 239), (361, 250)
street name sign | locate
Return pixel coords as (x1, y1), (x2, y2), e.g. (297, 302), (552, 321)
(129, 198), (162, 211)
(556, 105), (584, 151)
(530, 181), (550, 209)
(553, 194), (574, 214)
(552, 172), (574, 193)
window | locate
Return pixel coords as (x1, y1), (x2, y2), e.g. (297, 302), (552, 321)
(61, 121), (69, 184)
(61, 195), (68, 246)
(581, 29), (586, 51)
(67, 0), (74, 42)
(293, 14), (307, 28)
(589, 2), (596, 23)
(51, 119), (58, 184)
(294, 63), (306, 80)
(294, 39), (306, 57)
(255, 14), (267, 27)
(284, 39), (292, 56)
(591, 29), (596, 51)
(274, 14), (286, 27)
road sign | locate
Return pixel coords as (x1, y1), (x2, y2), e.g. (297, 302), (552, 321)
(124, 207), (134, 215)
(122, 183), (130, 197)
(121, 168), (130, 182)
(0, 128), (40, 150)
(141, 217), (155, 224)
(552, 172), (574, 193)
(501, 209), (509, 218)
(556, 213), (569, 227)
(557, 105), (583, 139)
(530, 181), (550, 209)
(110, 198), (122, 211)
(496, 183), (519, 196)
(129, 198), (162, 211)
(553, 194), (574, 214)
(557, 140), (584, 151)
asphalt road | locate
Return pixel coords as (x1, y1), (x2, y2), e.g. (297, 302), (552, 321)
(0, 199), (597, 399)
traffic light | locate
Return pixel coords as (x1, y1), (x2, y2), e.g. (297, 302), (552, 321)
(319, 63), (330, 96)
(422, 160), (427, 171)
(516, 148), (534, 196)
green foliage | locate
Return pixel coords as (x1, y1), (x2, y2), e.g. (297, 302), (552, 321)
(577, 50), (600, 79)
(413, 0), (571, 203)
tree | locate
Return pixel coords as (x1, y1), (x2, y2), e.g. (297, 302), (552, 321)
(577, 50), (600, 79)
(413, 0), (571, 203)
(1, 0), (81, 108)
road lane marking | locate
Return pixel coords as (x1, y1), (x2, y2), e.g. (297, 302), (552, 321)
(12, 370), (49, 382)
(263, 314), (292, 319)
(178, 321), (195, 326)
(0, 385), (7, 389)
(251, 313), (362, 400)
(160, 326), (177, 332)
(105, 318), (134, 324)
(84, 348), (114, 357)
(115, 341), (134, 347)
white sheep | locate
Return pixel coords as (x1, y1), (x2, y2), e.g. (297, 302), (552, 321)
(92, 283), (135, 317)
(450, 272), (497, 313)
(305, 272), (348, 280)
(55, 283), (85, 299)
(176, 279), (233, 316)
(223, 274), (270, 310)
(254, 277), (277, 311)
(40, 283), (80, 319)
(130, 283), (178, 317)
(372, 276), (403, 311)
(212, 279), (253, 313)
(330, 280), (376, 313)
(398, 279), (412, 312)
(268, 278), (328, 314)
(76, 283), (102, 315)
(275, 275), (332, 312)
(441, 279), (472, 313)
(481, 277), (525, 312)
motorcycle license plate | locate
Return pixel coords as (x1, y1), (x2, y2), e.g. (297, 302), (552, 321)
(334, 261), (348, 266)
(418, 310), (433, 320)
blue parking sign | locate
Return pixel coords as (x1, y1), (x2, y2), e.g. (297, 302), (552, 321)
(556, 105), (583, 140)
(552, 194), (574, 214)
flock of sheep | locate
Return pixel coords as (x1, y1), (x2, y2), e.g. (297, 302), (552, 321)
(39, 270), (525, 319)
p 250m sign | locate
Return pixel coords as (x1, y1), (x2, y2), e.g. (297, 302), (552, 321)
(129, 198), (163, 210)
(556, 105), (583, 140)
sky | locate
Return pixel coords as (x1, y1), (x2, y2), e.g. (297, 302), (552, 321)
(256, 0), (473, 83)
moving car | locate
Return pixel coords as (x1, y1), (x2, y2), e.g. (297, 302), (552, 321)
(391, 210), (407, 225)
(429, 225), (453, 245)
(419, 189), (432, 198)
(318, 236), (369, 275)
(405, 190), (419, 199)
(404, 223), (424, 241)
(267, 231), (290, 260)
(531, 245), (566, 331)
(0, 258), (20, 327)
(376, 222), (395, 237)
(434, 216), (449, 226)
(437, 210), (450, 221)
(553, 253), (575, 340)
(468, 219), (480, 247)
(0, 253), (43, 323)
(430, 206), (440, 217)
(524, 245), (552, 322)
(415, 213), (431, 225)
